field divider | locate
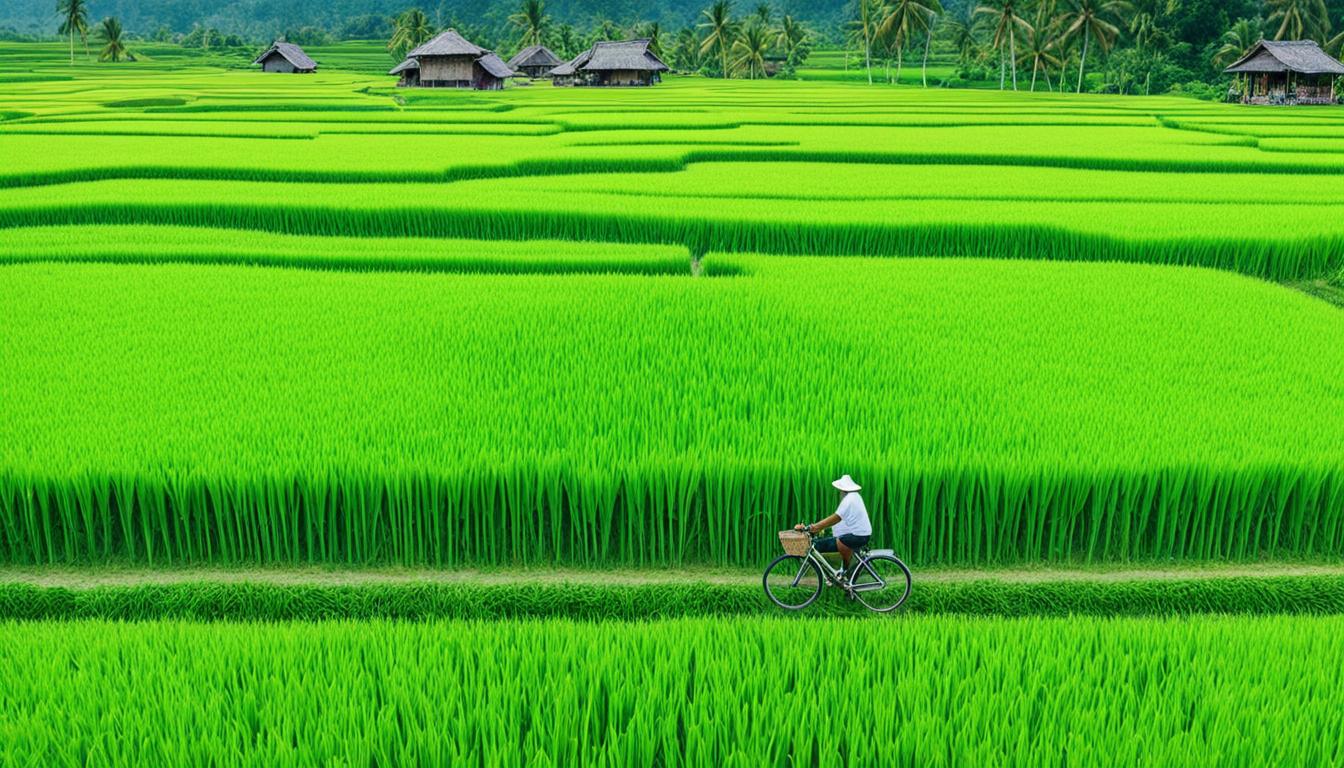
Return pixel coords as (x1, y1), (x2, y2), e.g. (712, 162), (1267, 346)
(3, 574), (1344, 621)
(2, 202), (1338, 280)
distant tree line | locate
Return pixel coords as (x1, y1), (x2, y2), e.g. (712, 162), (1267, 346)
(847, 0), (1344, 96)
(36, 0), (1344, 98)
(385, 0), (812, 76)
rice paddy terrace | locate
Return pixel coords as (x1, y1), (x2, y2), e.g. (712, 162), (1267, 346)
(3, 42), (1344, 766)
(3, 47), (1344, 569)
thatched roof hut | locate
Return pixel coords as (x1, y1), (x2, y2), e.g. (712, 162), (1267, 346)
(507, 45), (563, 78)
(253, 41), (316, 74)
(550, 39), (669, 87)
(1224, 40), (1344, 105)
(390, 29), (514, 90)
(389, 58), (420, 87)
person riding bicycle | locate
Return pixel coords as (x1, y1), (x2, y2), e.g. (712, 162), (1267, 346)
(794, 474), (872, 578)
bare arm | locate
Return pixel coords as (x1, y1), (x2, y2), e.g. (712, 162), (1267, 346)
(795, 513), (841, 534)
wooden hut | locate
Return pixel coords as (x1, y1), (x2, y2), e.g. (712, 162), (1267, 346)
(388, 29), (514, 90)
(1224, 40), (1344, 105)
(390, 58), (420, 87)
(549, 39), (669, 87)
(252, 41), (316, 73)
(507, 45), (563, 78)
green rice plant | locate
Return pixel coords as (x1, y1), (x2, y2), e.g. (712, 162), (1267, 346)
(2, 615), (1343, 766)
(1, 257), (1341, 567)
(3, 574), (1344, 621)
(0, 226), (710, 276)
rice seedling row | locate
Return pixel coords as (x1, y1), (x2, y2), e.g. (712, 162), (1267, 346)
(2, 615), (1342, 766)
(2, 257), (1342, 566)
(5, 574), (1344, 621)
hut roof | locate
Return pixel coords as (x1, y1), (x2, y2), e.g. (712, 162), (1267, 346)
(550, 39), (669, 76)
(1224, 40), (1344, 75)
(408, 28), (487, 58)
(388, 58), (420, 75)
(508, 45), (562, 69)
(476, 52), (515, 79)
(252, 41), (316, 70)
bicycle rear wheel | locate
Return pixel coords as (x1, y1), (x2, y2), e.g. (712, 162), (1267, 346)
(763, 554), (823, 610)
(849, 555), (912, 613)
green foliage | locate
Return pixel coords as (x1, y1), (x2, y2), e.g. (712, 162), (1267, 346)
(4, 574), (1344, 621)
(3, 614), (1344, 764)
(2, 256), (1342, 566)
(2, 50), (1344, 570)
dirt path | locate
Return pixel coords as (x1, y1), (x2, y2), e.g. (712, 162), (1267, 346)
(3, 562), (1343, 589)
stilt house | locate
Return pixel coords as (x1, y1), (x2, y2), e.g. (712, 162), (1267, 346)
(1224, 40), (1344, 105)
(389, 29), (514, 90)
(508, 45), (563, 78)
(253, 41), (317, 73)
(550, 39), (669, 87)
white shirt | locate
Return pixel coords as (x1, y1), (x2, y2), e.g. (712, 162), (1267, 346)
(832, 493), (872, 537)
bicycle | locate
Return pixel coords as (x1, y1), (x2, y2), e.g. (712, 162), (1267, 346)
(762, 529), (912, 612)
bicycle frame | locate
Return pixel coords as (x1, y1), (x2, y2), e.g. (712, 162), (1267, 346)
(791, 543), (890, 593)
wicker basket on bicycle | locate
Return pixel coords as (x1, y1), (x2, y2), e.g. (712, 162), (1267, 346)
(778, 530), (811, 556)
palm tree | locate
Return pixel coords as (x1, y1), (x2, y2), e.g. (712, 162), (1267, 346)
(847, 0), (884, 84)
(775, 15), (809, 65)
(732, 20), (771, 78)
(754, 2), (772, 26)
(509, 0), (549, 48)
(635, 21), (664, 58)
(1213, 17), (1262, 68)
(944, 3), (978, 71)
(976, 0), (1033, 90)
(1267, 0), (1330, 42)
(917, 0), (944, 86)
(593, 18), (622, 42)
(97, 17), (129, 62)
(56, 0), (89, 65)
(699, 0), (738, 79)
(1021, 18), (1062, 90)
(1127, 0), (1175, 53)
(880, 0), (938, 85)
(388, 8), (432, 61)
(1061, 0), (1126, 93)
(673, 26), (703, 71)
(555, 23), (579, 58)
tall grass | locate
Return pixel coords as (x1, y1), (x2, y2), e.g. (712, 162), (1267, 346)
(2, 615), (1343, 765)
(0, 226), (710, 276)
(2, 198), (1337, 279)
(5, 575), (1344, 621)
(2, 258), (1342, 566)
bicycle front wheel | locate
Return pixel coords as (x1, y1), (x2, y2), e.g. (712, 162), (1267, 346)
(849, 555), (912, 613)
(762, 554), (823, 611)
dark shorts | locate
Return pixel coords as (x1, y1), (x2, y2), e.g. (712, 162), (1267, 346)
(815, 534), (870, 553)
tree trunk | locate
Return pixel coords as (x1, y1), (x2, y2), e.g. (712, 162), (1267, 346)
(895, 45), (903, 85)
(1010, 27), (1017, 91)
(999, 47), (1005, 90)
(1077, 33), (1089, 93)
(922, 25), (932, 87)
(865, 35), (873, 84)
(1031, 58), (1038, 92)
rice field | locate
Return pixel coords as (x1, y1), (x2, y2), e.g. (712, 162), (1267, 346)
(2, 615), (1342, 766)
(2, 43), (1344, 568)
(3, 38), (1344, 766)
